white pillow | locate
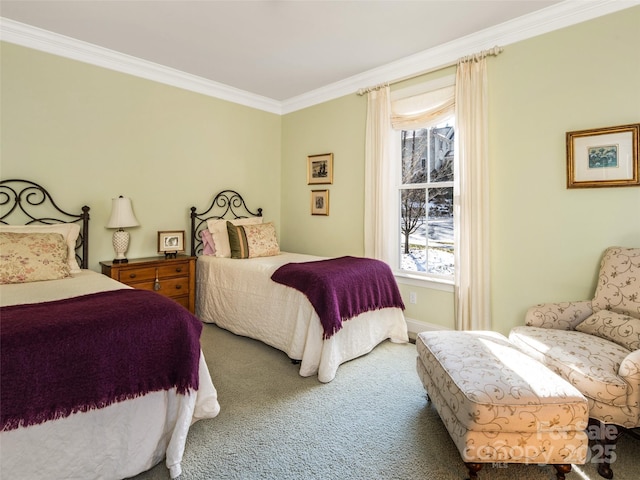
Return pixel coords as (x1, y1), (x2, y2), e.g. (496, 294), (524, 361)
(206, 217), (262, 258)
(0, 224), (82, 272)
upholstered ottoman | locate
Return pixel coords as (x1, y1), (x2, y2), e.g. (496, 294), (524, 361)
(415, 330), (589, 479)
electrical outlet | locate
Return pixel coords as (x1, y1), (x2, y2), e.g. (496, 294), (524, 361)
(409, 291), (417, 304)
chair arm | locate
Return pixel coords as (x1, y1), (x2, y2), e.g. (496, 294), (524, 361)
(620, 350), (640, 416)
(524, 300), (593, 330)
(620, 349), (640, 382)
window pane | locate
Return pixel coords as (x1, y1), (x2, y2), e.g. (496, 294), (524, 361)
(400, 188), (426, 272)
(430, 126), (454, 183)
(401, 129), (429, 185)
(427, 187), (452, 220)
(427, 187), (454, 276)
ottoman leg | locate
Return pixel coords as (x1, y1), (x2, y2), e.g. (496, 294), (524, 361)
(553, 464), (572, 480)
(464, 462), (483, 479)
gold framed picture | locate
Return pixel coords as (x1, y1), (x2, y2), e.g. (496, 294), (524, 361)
(307, 153), (333, 185)
(566, 123), (639, 188)
(157, 230), (185, 257)
(311, 190), (329, 216)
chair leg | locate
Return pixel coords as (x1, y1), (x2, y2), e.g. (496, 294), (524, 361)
(588, 419), (620, 479)
(464, 462), (482, 479)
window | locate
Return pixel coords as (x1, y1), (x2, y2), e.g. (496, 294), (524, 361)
(397, 119), (455, 281)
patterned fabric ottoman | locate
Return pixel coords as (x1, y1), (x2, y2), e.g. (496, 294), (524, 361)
(416, 330), (589, 480)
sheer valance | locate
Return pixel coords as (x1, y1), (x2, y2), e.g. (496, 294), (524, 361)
(391, 85), (454, 130)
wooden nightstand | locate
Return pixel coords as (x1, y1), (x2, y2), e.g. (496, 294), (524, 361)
(100, 256), (196, 314)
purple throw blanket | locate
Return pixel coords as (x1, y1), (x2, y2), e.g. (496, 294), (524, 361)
(271, 256), (405, 339)
(1, 289), (202, 431)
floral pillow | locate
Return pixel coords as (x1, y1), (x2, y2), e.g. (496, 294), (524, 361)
(0, 223), (81, 272)
(575, 310), (640, 351)
(227, 222), (280, 259)
(0, 232), (71, 284)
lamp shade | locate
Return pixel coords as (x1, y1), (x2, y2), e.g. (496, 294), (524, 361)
(106, 196), (139, 229)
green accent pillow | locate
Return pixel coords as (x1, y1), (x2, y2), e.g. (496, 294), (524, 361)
(227, 221), (250, 259)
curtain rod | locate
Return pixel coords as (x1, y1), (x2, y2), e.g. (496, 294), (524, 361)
(356, 45), (503, 96)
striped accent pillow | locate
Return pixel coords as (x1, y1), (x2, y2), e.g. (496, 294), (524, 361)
(227, 221), (280, 259)
(227, 221), (250, 259)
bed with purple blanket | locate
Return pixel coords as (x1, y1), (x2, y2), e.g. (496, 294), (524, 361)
(191, 191), (409, 383)
(0, 179), (220, 480)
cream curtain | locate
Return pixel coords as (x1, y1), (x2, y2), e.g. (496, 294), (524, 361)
(364, 52), (493, 332)
(454, 55), (491, 331)
(364, 86), (396, 264)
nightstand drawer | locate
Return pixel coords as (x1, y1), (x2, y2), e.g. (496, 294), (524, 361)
(134, 276), (190, 297)
(117, 263), (189, 283)
(172, 295), (190, 310)
(100, 256), (196, 314)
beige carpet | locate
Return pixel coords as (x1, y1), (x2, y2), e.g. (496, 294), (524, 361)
(132, 323), (639, 480)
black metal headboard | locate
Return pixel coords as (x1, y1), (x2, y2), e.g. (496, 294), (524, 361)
(190, 190), (262, 256)
(0, 179), (91, 268)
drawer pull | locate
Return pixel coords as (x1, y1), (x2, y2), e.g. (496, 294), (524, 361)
(153, 268), (161, 291)
(129, 273), (137, 279)
(175, 267), (182, 273)
(175, 285), (182, 290)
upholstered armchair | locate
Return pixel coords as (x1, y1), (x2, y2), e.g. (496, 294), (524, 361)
(509, 246), (640, 479)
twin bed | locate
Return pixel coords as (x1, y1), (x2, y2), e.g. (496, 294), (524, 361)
(0, 179), (220, 480)
(0, 181), (408, 479)
(190, 190), (409, 383)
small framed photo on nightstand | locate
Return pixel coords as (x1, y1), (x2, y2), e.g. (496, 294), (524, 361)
(158, 230), (185, 258)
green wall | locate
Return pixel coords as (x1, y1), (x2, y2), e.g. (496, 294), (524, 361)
(488, 7), (640, 333)
(2, 7), (639, 335)
(0, 43), (282, 271)
(281, 7), (640, 334)
(280, 94), (367, 256)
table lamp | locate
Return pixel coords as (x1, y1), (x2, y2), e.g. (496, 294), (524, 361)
(106, 196), (139, 263)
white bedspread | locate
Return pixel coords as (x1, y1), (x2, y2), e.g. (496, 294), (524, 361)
(196, 252), (409, 382)
(0, 270), (220, 479)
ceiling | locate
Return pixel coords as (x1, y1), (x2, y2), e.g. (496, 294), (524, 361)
(0, 1), (634, 112)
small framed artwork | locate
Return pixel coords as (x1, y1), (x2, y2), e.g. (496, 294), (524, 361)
(157, 230), (185, 258)
(307, 153), (333, 185)
(566, 123), (639, 188)
(311, 190), (329, 216)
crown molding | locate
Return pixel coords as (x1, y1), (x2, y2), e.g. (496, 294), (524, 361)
(1, 0), (637, 115)
(280, 0), (639, 113)
(0, 17), (283, 115)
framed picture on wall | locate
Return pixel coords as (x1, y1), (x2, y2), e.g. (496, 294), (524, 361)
(311, 190), (329, 216)
(566, 123), (639, 188)
(307, 153), (333, 185)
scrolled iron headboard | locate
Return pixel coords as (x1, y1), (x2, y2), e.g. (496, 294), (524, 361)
(190, 190), (262, 256)
(0, 179), (91, 268)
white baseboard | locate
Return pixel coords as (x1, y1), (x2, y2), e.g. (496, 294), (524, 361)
(405, 317), (452, 339)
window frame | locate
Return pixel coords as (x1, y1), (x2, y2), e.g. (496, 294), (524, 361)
(390, 75), (456, 289)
